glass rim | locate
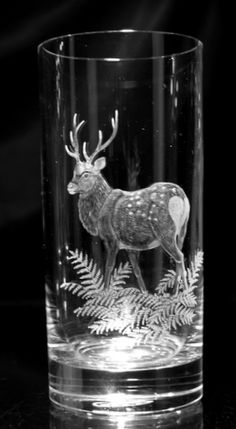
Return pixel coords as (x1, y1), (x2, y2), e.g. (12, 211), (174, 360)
(38, 29), (203, 61)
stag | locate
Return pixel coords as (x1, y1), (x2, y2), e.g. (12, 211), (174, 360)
(65, 110), (190, 293)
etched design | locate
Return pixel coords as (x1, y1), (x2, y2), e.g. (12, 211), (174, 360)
(65, 111), (190, 292)
(61, 250), (203, 345)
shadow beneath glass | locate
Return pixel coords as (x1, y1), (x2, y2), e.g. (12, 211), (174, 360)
(50, 402), (203, 428)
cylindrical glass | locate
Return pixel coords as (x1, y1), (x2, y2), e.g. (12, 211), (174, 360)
(38, 30), (203, 414)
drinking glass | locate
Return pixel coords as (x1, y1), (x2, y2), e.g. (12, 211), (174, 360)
(38, 30), (203, 414)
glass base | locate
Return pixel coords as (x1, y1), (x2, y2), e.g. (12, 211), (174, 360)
(49, 385), (202, 415)
(49, 350), (202, 414)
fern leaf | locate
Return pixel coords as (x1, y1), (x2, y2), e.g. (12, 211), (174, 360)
(67, 249), (79, 260)
(86, 306), (96, 317)
(66, 250), (105, 292)
(187, 250), (204, 287)
(63, 247), (203, 345)
(89, 318), (118, 335)
(135, 308), (151, 327)
(93, 268), (101, 282)
(167, 304), (195, 329)
(156, 269), (176, 294)
(179, 291), (197, 308)
(76, 267), (89, 274)
(76, 289), (90, 299)
(74, 307), (82, 317)
(70, 254), (82, 264)
(89, 320), (107, 335)
(60, 282), (70, 290)
(79, 272), (93, 280)
(109, 262), (132, 288)
(117, 290), (155, 310)
(91, 306), (107, 319)
(87, 259), (93, 271)
(60, 282), (80, 293)
(115, 288), (139, 301)
(96, 275), (104, 290)
(71, 285), (82, 294)
(73, 262), (84, 270)
(99, 292), (116, 307)
(79, 279), (93, 286)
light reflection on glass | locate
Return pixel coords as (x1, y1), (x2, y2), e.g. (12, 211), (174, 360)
(105, 58), (121, 62)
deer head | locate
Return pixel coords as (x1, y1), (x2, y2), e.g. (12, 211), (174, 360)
(65, 110), (118, 195)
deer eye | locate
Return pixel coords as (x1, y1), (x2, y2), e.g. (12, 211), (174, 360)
(82, 172), (89, 179)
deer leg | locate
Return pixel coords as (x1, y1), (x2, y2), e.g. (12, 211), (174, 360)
(177, 218), (188, 251)
(161, 237), (188, 293)
(104, 242), (118, 290)
(175, 254), (188, 293)
(127, 251), (147, 293)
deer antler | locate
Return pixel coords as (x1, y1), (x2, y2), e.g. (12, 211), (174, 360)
(65, 113), (86, 161)
(83, 110), (119, 163)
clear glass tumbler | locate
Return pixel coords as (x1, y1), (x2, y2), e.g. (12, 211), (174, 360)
(38, 30), (203, 414)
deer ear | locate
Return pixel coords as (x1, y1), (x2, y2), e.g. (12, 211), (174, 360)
(93, 157), (106, 171)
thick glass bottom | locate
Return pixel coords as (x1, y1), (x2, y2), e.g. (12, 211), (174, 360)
(48, 354), (202, 414)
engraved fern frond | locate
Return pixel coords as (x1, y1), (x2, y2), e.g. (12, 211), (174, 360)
(155, 269), (176, 294)
(60, 250), (105, 300)
(187, 250), (204, 287)
(127, 325), (164, 345)
(60, 282), (82, 295)
(68, 249), (104, 293)
(110, 262), (132, 288)
(179, 288), (197, 307)
(61, 249), (203, 345)
(61, 251), (133, 323)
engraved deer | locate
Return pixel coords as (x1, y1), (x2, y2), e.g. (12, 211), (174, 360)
(65, 110), (190, 293)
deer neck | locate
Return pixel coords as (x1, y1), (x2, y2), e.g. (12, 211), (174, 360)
(78, 176), (111, 236)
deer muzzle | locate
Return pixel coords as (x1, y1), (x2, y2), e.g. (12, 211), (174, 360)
(67, 181), (79, 195)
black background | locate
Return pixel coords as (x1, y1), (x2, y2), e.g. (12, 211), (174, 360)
(0, 0), (233, 427)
